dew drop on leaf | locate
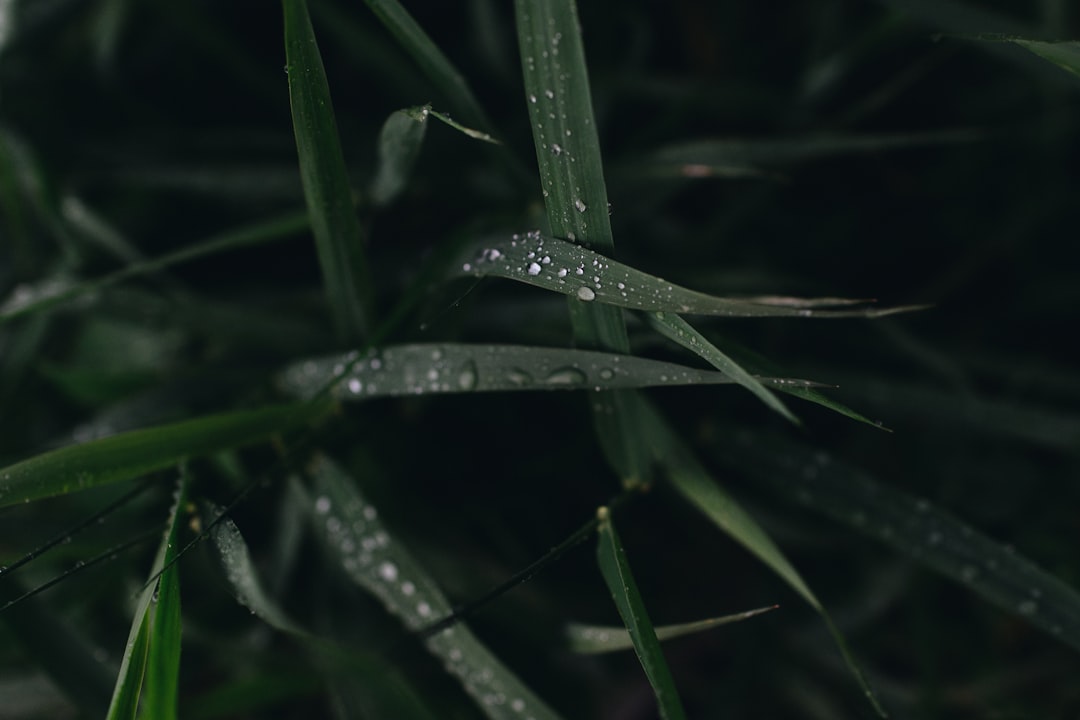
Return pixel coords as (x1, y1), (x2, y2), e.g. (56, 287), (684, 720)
(577, 286), (596, 301)
(457, 360), (479, 391)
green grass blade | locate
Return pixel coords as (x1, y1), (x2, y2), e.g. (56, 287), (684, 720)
(309, 455), (565, 720)
(728, 429), (1080, 653)
(596, 507), (687, 720)
(204, 504), (309, 637)
(284, 0), (374, 341)
(638, 399), (887, 716)
(0, 210), (310, 324)
(456, 231), (925, 317)
(648, 311), (798, 423)
(279, 342), (817, 401)
(1009, 39), (1080, 81)
(567, 605), (778, 654)
(372, 106), (430, 207)
(0, 401), (330, 508)
(362, 0), (493, 132)
(140, 474), (188, 720)
(106, 472), (187, 720)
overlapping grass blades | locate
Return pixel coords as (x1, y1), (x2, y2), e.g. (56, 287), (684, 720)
(284, 0), (374, 341)
(725, 429), (1080, 652)
(0, 402), (330, 508)
(105, 472), (187, 720)
(567, 606), (778, 654)
(309, 455), (564, 720)
(596, 507), (687, 720)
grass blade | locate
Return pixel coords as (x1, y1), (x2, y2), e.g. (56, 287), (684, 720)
(372, 106), (430, 207)
(284, 0), (374, 341)
(279, 342), (817, 401)
(1009, 39), (1080, 81)
(309, 455), (565, 720)
(106, 472), (188, 720)
(596, 507), (687, 720)
(456, 231), (924, 317)
(726, 429), (1080, 653)
(648, 311), (798, 423)
(567, 605), (779, 654)
(0, 401), (331, 508)
(637, 398), (887, 716)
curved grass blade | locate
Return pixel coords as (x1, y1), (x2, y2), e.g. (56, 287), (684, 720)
(0, 401), (331, 508)
(596, 507), (687, 720)
(455, 231), (925, 318)
(428, 109), (500, 144)
(637, 398), (887, 716)
(284, 0), (373, 341)
(648, 311), (797, 424)
(372, 106), (430, 207)
(106, 472), (187, 720)
(1009, 40), (1080, 81)
(309, 455), (565, 720)
(726, 429), (1080, 653)
(567, 605), (779, 654)
(279, 342), (817, 401)
(0, 210), (310, 324)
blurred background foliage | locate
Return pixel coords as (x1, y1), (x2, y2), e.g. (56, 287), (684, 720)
(1, 0), (1078, 718)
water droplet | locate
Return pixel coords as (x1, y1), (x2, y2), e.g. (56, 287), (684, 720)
(544, 367), (587, 385)
(401, 581), (416, 596)
(511, 699), (526, 712)
(576, 286), (595, 301)
(347, 378), (363, 394)
(574, 198), (586, 213)
(557, 268), (567, 277)
(544, 89), (554, 99)
(1018, 600), (1037, 615)
(378, 562), (398, 582)
(506, 368), (533, 386)
(457, 360), (478, 390)
(315, 496), (332, 514)
(551, 143), (562, 156)
(529, 94), (537, 103)
(417, 601), (432, 617)
(960, 565), (979, 582)
(527, 262), (541, 276)
(598, 368), (615, 381)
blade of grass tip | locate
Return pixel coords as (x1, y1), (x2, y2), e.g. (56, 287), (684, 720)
(309, 455), (566, 720)
(1008, 39), (1080, 80)
(648, 311), (799, 424)
(515, 0), (652, 487)
(284, 0), (374, 342)
(725, 429), (1080, 653)
(596, 507), (687, 720)
(106, 471), (188, 720)
(566, 605), (779, 654)
(140, 472), (189, 720)
(637, 398), (888, 716)
(0, 401), (331, 508)
(428, 109), (501, 144)
(0, 210), (310, 324)
(372, 106), (430, 207)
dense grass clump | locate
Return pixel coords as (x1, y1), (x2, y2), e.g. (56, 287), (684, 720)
(1, 1), (1079, 718)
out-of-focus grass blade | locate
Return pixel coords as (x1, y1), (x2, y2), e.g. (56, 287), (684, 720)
(0, 210), (310, 324)
(140, 474), (188, 720)
(455, 231), (924, 318)
(428, 109), (500, 144)
(361, 0), (493, 132)
(725, 428), (1080, 653)
(106, 472), (187, 720)
(372, 106), (430, 207)
(637, 399), (887, 716)
(0, 401), (330, 508)
(284, 0), (373, 341)
(309, 455), (564, 720)
(567, 605), (779, 654)
(1008, 39), (1080, 80)
(204, 504), (308, 636)
(596, 507), (687, 720)
(515, 0), (651, 487)
(648, 311), (797, 423)
(279, 342), (816, 401)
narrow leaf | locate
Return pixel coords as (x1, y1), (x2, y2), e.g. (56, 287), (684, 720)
(0, 401), (330, 508)
(1010, 39), (1080, 80)
(279, 343), (817, 401)
(648, 311), (797, 423)
(284, 0), (373, 340)
(309, 455), (565, 720)
(726, 429), (1080, 653)
(638, 399), (887, 716)
(596, 507), (687, 720)
(455, 231), (924, 318)
(567, 605), (778, 654)
(372, 106), (430, 207)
